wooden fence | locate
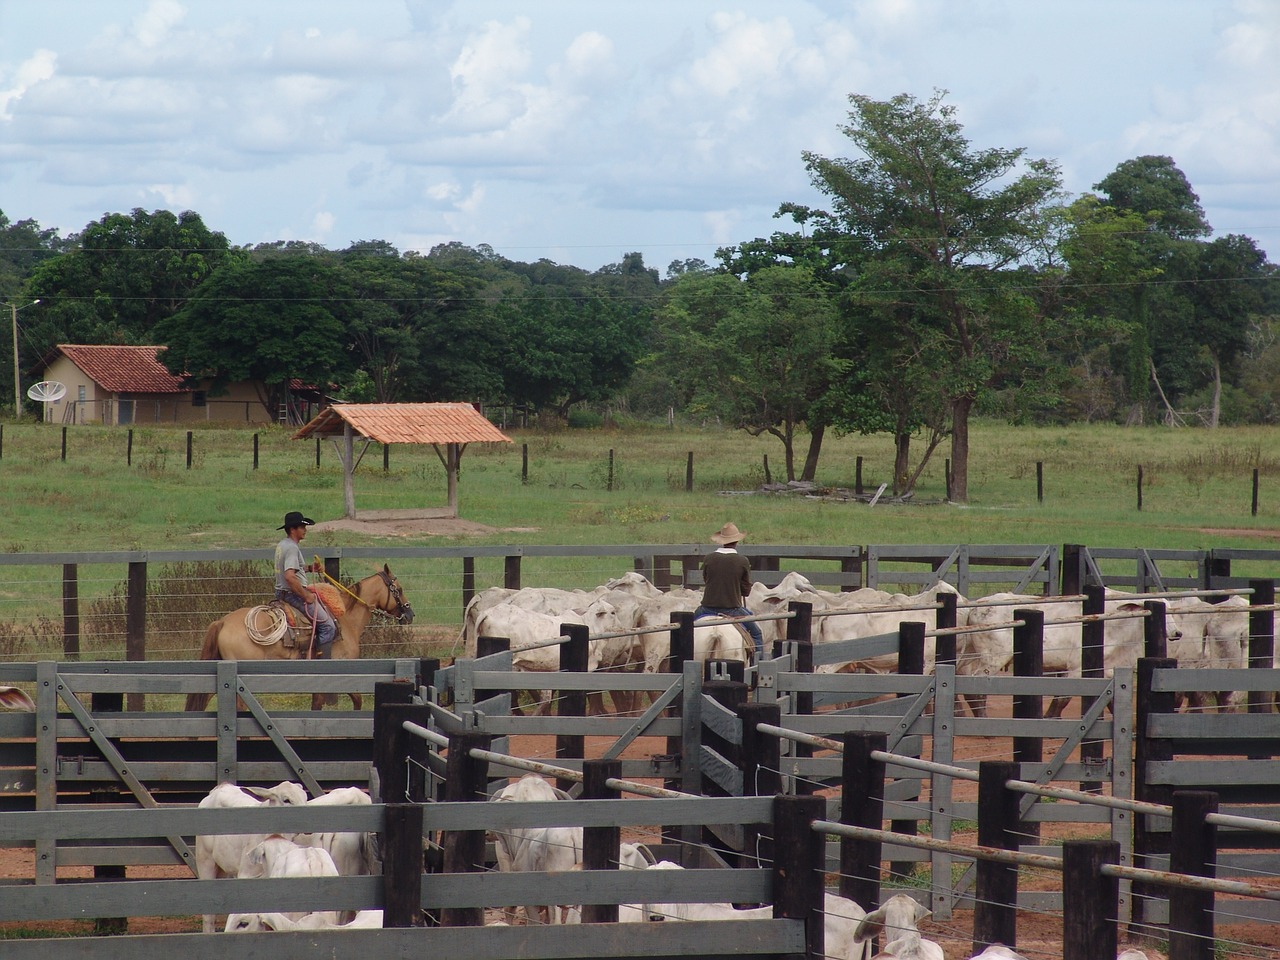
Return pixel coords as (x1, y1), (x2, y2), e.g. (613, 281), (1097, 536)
(1, 583), (1279, 954)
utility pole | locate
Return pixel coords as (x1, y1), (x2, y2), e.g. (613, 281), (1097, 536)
(8, 299), (39, 419)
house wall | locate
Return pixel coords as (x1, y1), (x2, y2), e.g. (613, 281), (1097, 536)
(38, 357), (276, 425)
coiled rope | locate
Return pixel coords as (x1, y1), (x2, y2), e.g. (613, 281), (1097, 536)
(245, 605), (289, 645)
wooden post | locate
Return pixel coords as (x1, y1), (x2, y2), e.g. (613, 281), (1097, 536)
(839, 732), (885, 915)
(1080, 584), (1105, 791)
(581, 758), (622, 923)
(763, 453), (771, 485)
(522, 443), (528, 484)
(855, 455), (863, 496)
(462, 556), (475, 611)
(607, 448), (614, 491)
(739, 701), (781, 869)
(556, 622), (589, 794)
(1252, 467), (1260, 516)
(1137, 464), (1143, 510)
(125, 561), (146, 710)
(889, 620), (925, 879)
(664, 612), (695, 844)
(127, 428), (133, 466)
(1036, 460), (1044, 503)
(1168, 791), (1217, 960)
(972, 761), (1019, 954)
(772, 795), (826, 960)
(383, 442), (390, 473)
(1247, 579), (1276, 716)
(1062, 840), (1119, 960)
(1061, 543), (1084, 596)
(61, 425), (67, 461)
(252, 432), (258, 469)
(1012, 608), (1044, 844)
(945, 458), (951, 501)
(1143, 600), (1168, 658)
(343, 422), (356, 519)
(61, 563), (80, 661)
(504, 554), (521, 590)
(384, 803), (425, 927)
(439, 731), (491, 927)
(372, 682), (419, 804)
(1130, 657), (1176, 940)
(185, 430), (192, 468)
(702, 677), (748, 865)
(315, 436), (321, 467)
(686, 451), (694, 492)
(787, 604), (815, 796)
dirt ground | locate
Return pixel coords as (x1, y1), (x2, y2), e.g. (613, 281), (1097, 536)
(312, 514), (538, 538)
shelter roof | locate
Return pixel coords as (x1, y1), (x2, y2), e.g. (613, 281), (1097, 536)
(292, 402), (512, 445)
(53, 344), (186, 393)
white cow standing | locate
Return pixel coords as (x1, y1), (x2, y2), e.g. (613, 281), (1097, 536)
(489, 774), (583, 925)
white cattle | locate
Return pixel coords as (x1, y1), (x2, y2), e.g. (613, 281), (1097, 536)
(194, 781), (310, 933)
(961, 591), (1148, 718)
(746, 571), (824, 649)
(859, 894), (941, 960)
(632, 589), (702, 675)
(296, 787), (378, 884)
(1165, 595), (1250, 711)
(489, 774), (583, 925)
(235, 835), (342, 929)
(967, 947), (1028, 960)
(479, 599), (626, 716)
(0, 686), (35, 711)
(814, 582), (964, 675)
(225, 908), (383, 931)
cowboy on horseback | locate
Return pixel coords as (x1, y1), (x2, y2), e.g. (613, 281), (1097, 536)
(273, 511), (337, 659)
(695, 522), (765, 659)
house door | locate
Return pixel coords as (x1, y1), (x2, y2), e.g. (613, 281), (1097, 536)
(117, 398), (135, 425)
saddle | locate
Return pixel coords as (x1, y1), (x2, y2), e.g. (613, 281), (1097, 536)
(267, 601), (314, 651)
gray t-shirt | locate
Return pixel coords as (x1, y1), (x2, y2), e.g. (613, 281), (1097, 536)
(274, 537), (307, 594)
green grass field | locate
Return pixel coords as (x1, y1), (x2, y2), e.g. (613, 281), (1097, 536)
(0, 417), (1277, 659)
(2, 417), (1276, 550)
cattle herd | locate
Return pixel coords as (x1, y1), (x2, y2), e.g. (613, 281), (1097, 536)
(457, 570), (1261, 718)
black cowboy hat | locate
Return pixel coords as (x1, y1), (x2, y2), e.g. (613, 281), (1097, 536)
(278, 511), (316, 530)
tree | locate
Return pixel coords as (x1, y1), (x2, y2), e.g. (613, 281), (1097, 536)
(1186, 234), (1268, 426)
(152, 256), (355, 417)
(1093, 156), (1210, 241)
(786, 91), (1063, 500)
(26, 208), (233, 350)
(666, 266), (837, 481)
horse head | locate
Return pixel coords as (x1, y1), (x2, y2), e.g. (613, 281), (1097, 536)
(376, 564), (414, 624)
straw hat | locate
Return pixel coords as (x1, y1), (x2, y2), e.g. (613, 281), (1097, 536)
(711, 522), (744, 545)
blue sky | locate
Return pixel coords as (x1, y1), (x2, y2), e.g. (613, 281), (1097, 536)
(2, 1), (1277, 273)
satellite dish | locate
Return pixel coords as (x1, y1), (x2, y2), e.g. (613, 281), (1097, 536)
(27, 380), (67, 403)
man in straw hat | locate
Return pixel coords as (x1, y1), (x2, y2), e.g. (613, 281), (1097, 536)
(273, 511), (337, 657)
(695, 522), (764, 658)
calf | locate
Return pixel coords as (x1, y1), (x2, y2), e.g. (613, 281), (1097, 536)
(858, 894), (941, 960)
(234, 835), (341, 928)
(489, 774), (583, 924)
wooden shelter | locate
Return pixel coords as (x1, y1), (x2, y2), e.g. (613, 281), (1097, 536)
(292, 402), (512, 519)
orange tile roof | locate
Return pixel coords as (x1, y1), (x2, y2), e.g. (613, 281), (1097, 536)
(293, 403), (513, 445)
(56, 344), (186, 393)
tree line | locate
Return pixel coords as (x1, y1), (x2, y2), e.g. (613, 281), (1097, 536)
(2, 90), (1277, 502)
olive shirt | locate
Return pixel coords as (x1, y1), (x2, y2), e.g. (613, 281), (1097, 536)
(700, 548), (752, 608)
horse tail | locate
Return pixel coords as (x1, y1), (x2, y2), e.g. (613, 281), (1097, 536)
(184, 620), (223, 711)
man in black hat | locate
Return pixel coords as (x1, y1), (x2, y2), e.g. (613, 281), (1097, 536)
(273, 511), (336, 656)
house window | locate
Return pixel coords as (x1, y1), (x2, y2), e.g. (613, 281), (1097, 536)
(78, 385), (86, 402)
(192, 391), (207, 407)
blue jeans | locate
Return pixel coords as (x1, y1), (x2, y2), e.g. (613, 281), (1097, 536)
(278, 591), (337, 649)
(695, 605), (764, 659)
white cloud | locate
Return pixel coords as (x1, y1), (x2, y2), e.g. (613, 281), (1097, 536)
(0, 49), (57, 121)
(132, 0), (186, 48)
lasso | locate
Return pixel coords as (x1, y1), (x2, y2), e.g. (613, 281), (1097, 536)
(244, 605), (289, 646)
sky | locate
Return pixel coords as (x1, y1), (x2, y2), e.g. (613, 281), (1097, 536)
(2, 0), (1279, 274)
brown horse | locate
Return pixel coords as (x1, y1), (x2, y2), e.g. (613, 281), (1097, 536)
(184, 564), (414, 711)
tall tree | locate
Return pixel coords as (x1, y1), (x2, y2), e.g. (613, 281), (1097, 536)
(786, 91), (1063, 500)
(25, 208), (233, 350)
(152, 256), (355, 417)
(667, 266), (837, 482)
